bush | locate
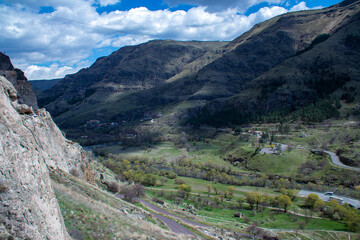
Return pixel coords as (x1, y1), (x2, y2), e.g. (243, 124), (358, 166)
(166, 171), (177, 179)
(120, 185), (137, 202)
(141, 174), (157, 186)
(120, 184), (145, 203)
(133, 184), (145, 197)
(107, 182), (120, 193)
(152, 197), (164, 205)
(174, 178), (185, 185)
(70, 168), (80, 177)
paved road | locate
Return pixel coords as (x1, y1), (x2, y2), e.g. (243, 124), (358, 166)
(138, 198), (207, 228)
(115, 194), (197, 236)
(150, 212), (195, 236)
(323, 150), (360, 172)
(298, 190), (360, 209)
(261, 144), (360, 172)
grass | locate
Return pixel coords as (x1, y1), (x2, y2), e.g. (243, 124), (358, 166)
(197, 206), (348, 231)
(278, 231), (360, 240)
(143, 186), (351, 239)
(248, 149), (322, 176)
(51, 170), (179, 240)
(153, 176), (279, 198)
(101, 135), (251, 172)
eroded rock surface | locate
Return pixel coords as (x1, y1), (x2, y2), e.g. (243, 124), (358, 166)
(0, 75), (86, 239)
(0, 52), (38, 110)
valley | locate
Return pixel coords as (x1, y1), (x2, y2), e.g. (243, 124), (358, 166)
(1, 0), (360, 239)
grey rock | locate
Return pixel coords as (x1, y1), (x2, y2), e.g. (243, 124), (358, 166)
(0, 76), (86, 239)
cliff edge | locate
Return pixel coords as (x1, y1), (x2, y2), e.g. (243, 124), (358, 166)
(0, 56), (87, 239)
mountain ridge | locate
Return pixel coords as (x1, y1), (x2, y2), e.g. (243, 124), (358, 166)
(34, 0), (360, 132)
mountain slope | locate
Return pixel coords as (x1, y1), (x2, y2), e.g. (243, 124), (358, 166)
(38, 40), (227, 116)
(36, 0), (360, 132)
(189, 6), (360, 126)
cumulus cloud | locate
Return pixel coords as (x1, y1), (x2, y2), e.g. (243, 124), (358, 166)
(163, 0), (283, 12)
(0, 0), (308, 79)
(98, 0), (121, 7)
(289, 2), (309, 12)
(20, 63), (84, 80)
(93, 5), (287, 41)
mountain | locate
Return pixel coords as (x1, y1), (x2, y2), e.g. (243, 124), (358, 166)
(187, 2), (360, 126)
(37, 0), (360, 134)
(37, 40), (227, 116)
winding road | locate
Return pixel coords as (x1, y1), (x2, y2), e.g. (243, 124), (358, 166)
(137, 198), (208, 236)
(115, 194), (200, 236)
(298, 190), (360, 209)
(261, 144), (360, 172)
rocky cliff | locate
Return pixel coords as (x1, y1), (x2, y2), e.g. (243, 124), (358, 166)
(0, 67), (87, 238)
(0, 52), (38, 110)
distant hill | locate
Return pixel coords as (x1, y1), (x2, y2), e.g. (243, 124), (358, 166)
(30, 79), (60, 96)
(30, 79), (60, 90)
(36, 0), (360, 132)
(37, 40), (227, 115)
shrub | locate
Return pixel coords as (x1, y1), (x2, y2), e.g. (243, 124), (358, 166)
(166, 171), (177, 179)
(133, 184), (145, 197)
(152, 197), (164, 205)
(70, 168), (80, 177)
(174, 178), (185, 185)
(141, 174), (157, 186)
(107, 182), (120, 193)
(120, 185), (137, 203)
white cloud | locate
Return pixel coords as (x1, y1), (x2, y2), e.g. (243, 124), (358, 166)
(98, 0), (121, 7)
(0, 0), (307, 79)
(93, 5), (287, 41)
(21, 63), (83, 80)
(163, 0), (283, 12)
(289, 2), (309, 12)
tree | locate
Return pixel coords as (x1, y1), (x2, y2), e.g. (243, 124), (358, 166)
(227, 186), (235, 200)
(246, 192), (263, 210)
(254, 193), (265, 211)
(178, 184), (192, 198)
(237, 197), (245, 209)
(280, 188), (299, 201)
(286, 189), (299, 201)
(213, 185), (219, 195)
(305, 193), (321, 209)
(206, 185), (212, 195)
(141, 174), (157, 186)
(314, 199), (326, 211)
(277, 194), (293, 212)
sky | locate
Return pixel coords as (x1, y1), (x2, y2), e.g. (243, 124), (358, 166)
(0, 0), (343, 80)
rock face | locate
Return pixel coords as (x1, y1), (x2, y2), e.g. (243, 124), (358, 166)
(0, 52), (38, 110)
(0, 73), (87, 238)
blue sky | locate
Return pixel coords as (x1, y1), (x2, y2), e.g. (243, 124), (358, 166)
(0, 0), (343, 80)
